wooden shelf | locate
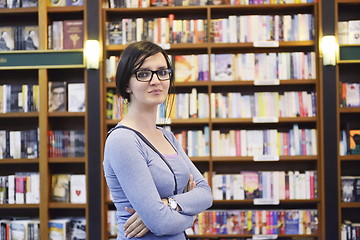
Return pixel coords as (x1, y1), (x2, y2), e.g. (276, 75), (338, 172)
(337, 0), (360, 4)
(0, 112), (39, 118)
(339, 155), (360, 161)
(211, 117), (317, 124)
(339, 107), (360, 113)
(106, 41), (316, 51)
(187, 233), (319, 238)
(0, 204), (39, 208)
(0, 7), (38, 14)
(47, 6), (85, 12)
(213, 199), (320, 205)
(103, 79), (317, 88)
(48, 111), (86, 117)
(0, 158), (39, 164)
(340, 202), (360, 208)
(48, 157), (86, 163)
(49, 202), (87, 208)
(104, 3), (315, 12)
(212, 155), (317, 162)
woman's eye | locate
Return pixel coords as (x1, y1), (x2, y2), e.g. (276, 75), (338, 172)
(137, 71), (150, 78)
(159, 70), (168, 76)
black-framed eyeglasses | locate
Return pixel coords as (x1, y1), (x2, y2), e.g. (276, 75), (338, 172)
(132, 69), (172, 82)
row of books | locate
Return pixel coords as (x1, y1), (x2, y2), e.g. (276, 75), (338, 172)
(211, 14), (314, 43)
(212, 171), (318, 200)
(0, 84), (39, 113)
(49, 0), (84, 6)
(106, 13), (314, 46)
(170, 89), (209, 119)
(211, 125), (317, 157)
(338, 20), (360, 45)
(341, 176), (360, 202)
(0, 0), (37, 8)
(0, 218), (39, 240)
(0, 217), (86, 240)
(106, 89), (127, 120)
(48, 82), (86, 112)
(0, 129), (39, 159)
(49, 218), (86, 240)
(48, 20), (84, 50)
(340, 82), (360, 108)
(106, 17), (207, 46)
(170, 18), (207, 44)
(0, 26), (39, 51)
(174, 127), (210, 157)
(188, 209), (318, 235)
(106, 51), (316, 84)
(48, 130), (85, 157)
(210, 52), (316, 82)
(107, 0), (316, 8)
(210, 91), (316, 119)
(339, 130), (360, 156)
(341, 221), (360, 240)
(0, 172), (39, 204)
(51, 174), (86, 204)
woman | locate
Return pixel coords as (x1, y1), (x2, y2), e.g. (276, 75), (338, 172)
(103, 41), (213, 239)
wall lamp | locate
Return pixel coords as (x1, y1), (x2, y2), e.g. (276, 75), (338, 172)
(320, 35), (338, 66)
(84, 40), (100, 69)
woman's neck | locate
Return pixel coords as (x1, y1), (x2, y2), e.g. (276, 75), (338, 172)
(121, 105), (158, 134)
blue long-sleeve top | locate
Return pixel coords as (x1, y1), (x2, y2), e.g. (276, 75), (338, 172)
(103, 125), (213, 239)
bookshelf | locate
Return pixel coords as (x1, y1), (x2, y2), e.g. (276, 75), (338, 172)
(335, 0), (360, 238)
(100, 1), (324, 239)
(0, 0), (88, 239)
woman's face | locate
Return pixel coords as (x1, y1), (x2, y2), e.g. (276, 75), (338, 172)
(127, 52), (170, 109)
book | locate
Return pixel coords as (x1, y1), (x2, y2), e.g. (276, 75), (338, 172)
(49, 218), (71, 240)
(51, 174), (70, 202)
(338, 21), (348, 44)
(341, 176), (355, 202)
(10, 220), (31, 240)
(354, 177), (360, 202)
(0, 0), (6, 8)
(349, 130), (360, 155)
(6, 0), (20, 8)
(66, 0), (83, 5)
(48, 81), (67, 112)
(174, 55), (196, 82)
(67, 83), (85, 112)
(241, 171), (261, 199)
(211, 54), (234, 81)
(70, 174), (86, 203)
(348, 20), (360, 44)
(21, 0), (38, 7)
(345, 83), (360, 107)
(23, 26), (39, 50)
(70, 218), (86, 240)
(0, 27), (15, 51)
(63, 20), (84, 49)
(107, 22), (123, 45)
(49, 0), (66, 6)
(285, 210), (300, 234)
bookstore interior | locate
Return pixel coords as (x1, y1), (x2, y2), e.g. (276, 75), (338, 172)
(0, 0), (359, 239)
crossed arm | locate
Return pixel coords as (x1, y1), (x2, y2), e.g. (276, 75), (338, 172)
(124, 174), (197, 238)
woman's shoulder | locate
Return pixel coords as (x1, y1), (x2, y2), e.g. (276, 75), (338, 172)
(106, 124), (138, 141)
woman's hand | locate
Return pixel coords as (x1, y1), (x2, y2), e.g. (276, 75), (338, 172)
(183, 173), (196, 193)
(124, 207), (149, 238)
